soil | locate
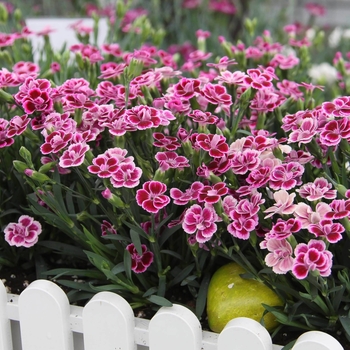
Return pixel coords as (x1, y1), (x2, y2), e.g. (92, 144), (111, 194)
(1, 265), (350, 349)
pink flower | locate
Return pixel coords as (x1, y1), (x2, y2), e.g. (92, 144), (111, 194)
(40, 130), (73, 154)
(322, 96), (350, 118)
(293, 240), (332, 279)
(170, 182), (204, 205)
(227, 215), (258, 240)
(153, 133), (181, 151)
(264, 190), (296, 219)
(136, 181), (170, 213)
(293, 202), (330, 229)
(110, 163), (142, 188)
(269, 162), (304, 190)
(267, 218), (301, 240)
(99, 62), (127, 79)
(196, 133), (229, 158)
(243, 68), (274, 90)
(325, 199), (350, 220)
(263, 238), (294, 274)
(101, 220), (117, 236)
(288, 118), (319, 145)
(88, 154), (120, 178)
(209, 0), (236, 14)
(155, 151), (190, 172)
(173, 78), (201, 99)
(230, 149), (261, 175)
(200, 83), (232, 109)
(7, 115), (30, 137)
(270, 54), (300, 70)
(319, 118), (350, 147)
(305, 2), (326, 16)
(21, 88), (53, 114)
(124, 105), (161, 130)
(296, 177), (337, 201)
(4, 215), (42, 248)
(126, 243), (154, 273)
(198, 182), (228, 204)
(182, 204), (218, 243)
(70, 43), (104, 63)
(308, 219), (344, 243)
(188, 110), (218, 125)
(59, 142), (90, 168)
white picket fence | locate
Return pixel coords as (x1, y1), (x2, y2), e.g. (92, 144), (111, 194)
(0, 279), (344, 350)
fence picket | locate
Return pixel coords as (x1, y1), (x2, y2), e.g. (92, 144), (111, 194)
(218, 317), (273, 350)
(18, 279), (74, 350)
(293, 330), (343, 350)
(0, 280), (13, 350)
(82, 291), (136, 350)
(149, 304), (202, 350)
(1, 279), (346, 350)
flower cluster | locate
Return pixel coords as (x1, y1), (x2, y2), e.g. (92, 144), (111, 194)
(1, 0), (349, 341)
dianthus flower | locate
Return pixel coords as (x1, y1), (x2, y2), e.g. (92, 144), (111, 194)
(136, 181), (170, 213)
(293, 240), (332, 279)
(126, 243), (154, 273)
(4, 215), (42, 248)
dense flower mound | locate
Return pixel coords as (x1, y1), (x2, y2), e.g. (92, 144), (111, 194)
(1, 0), (350, 341)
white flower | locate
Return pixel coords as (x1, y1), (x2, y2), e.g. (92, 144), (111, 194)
(308, 62), (338, 85)
(328, 27), (343, 48)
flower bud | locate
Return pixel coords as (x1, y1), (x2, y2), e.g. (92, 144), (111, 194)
(0, 3), (8, 23)
(24, 169), (51, 183)
(19, 146), (34, 168)
(13, 160), (28, 174)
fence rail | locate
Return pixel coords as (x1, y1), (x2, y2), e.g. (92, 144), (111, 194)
(0, 279), (344, 350)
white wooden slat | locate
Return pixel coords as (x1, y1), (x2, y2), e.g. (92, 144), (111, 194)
(82, 291), (136, 350)
(18, 279), (74, 350)
(218, 317), (273, 350)
(0, 280), (13, 350)
(149, 304), (202, 350)
(293, 330), (343, 350)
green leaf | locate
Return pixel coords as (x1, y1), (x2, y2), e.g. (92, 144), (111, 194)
(123, 248), (132, 280)
(147, 295), (172, 307)
(42, 268), (104, 279)
(84, 250), (113, 271)
(339, 315), (350, 338)
(37, 241), (86, 258)
(159, 224), (181, 247)
(160, 249), (183, 260)
(111, 262), (126, 275)
(281, 340), (297, 350)
(130, 229), (143, 256)
(142, 287), (158, 298)
(196, 272), (211, 318)
(122, 220), (149, 239)
(56, 279), (96, 293)
(168, 264), (195, 288)
(82, 226), (114, 256)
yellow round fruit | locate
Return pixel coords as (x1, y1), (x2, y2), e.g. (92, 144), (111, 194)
(207, 262), (283, 333)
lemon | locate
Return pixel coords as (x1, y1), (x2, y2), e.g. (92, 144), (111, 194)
(207, 262), (283, 333)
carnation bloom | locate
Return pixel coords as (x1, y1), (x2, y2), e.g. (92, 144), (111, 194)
(182, 204), (218, 243)
(126, 243), (154, 273)
(293, 240), (332, 279)
(4, 215), (42, 248)
(262, 238), (294, 274)
(136, 181), (170, 213)
(264, 189), (296, 218)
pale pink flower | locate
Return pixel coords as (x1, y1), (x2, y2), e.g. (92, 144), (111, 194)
(288, 118), (319, 145)
(7, 115), (30, 137)
(124, 105), (161, 130)
(293, 202), (330, 229)
(4, 215), (42, 248)
(266, 218), (301, 240)
(230, 149), (261, 175)
(59, 143), (90, 168)
(263, 238), (294, 274)
(215, 70), (246, 85)
(264, 189), (296, 219)
(319, 118), (350, 147)
(296, 177), (337, 201)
